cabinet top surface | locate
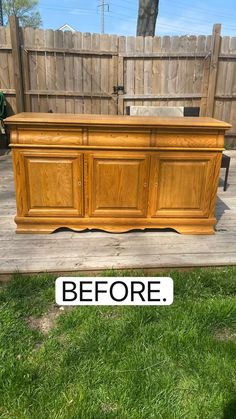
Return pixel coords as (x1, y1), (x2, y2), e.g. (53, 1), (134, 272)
(4, 112), (231, 130)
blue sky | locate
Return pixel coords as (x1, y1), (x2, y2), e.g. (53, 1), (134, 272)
(38, 0), (236, 36)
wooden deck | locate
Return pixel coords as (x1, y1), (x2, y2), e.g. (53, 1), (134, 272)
(1, 151), (236, 274)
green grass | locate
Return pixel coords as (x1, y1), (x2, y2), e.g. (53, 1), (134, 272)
(0, 268), (236, 419)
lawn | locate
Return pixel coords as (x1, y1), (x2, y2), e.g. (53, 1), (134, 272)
(0, 268), (236, 419)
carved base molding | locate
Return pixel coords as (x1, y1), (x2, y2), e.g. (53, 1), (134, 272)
(15, 216), (216, 235)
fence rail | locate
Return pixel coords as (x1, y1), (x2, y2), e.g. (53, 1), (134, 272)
(0, 18), (236, 145)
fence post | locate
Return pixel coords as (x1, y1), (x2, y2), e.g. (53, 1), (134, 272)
(9, 15), (25, 113)
(205, 23), (221, 117)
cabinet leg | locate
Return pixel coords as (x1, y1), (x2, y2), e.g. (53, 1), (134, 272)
(174, 225), (215, 235)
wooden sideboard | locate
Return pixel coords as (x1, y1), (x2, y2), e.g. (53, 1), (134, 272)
(5, 113), (231, 234)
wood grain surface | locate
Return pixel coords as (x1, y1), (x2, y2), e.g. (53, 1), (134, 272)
(5, 112), (231, 129)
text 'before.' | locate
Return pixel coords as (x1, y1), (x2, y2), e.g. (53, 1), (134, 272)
(55, 277), (174, 306)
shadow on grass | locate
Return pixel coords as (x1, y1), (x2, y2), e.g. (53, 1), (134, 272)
(223, 399), (236, 419)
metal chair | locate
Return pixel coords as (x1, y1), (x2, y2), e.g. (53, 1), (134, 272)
(221, 153), (230, 191)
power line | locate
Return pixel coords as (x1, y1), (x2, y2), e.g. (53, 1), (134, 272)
(109, 2), (137, 13)
(110, 0), (236, 24)
(40, 4), (98, 14)
(109, 3), (235, 27)
(39, 1), (235, 25)
(107, 8), (236, 33)
(113, 0), (236, 20)
(166, 0), (236, 20)
(38, 1), (236, 35)
(106, 13), (211, 35)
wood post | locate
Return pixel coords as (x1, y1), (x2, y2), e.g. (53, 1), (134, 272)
(205, 23), (221, 117)
(9, 15), (25, 113)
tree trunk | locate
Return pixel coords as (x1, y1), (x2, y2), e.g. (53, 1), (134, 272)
(136, 0), (159, 37)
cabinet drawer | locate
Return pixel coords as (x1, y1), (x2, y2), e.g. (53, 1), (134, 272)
(88, 129), (150, 147)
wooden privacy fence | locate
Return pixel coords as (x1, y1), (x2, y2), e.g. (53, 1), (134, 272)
(0, 17), (236, 144)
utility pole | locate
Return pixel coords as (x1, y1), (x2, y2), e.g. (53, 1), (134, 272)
(0, 0), (3, 26)
(101, 0), (105, 34)
(97, 0), (109, 34)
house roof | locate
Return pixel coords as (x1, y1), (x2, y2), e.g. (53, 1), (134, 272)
(58, 23), (76, 32)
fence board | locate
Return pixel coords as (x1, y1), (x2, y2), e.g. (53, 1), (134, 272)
(64, 31), (74, 114)
(54, 30), (65, 113)
(0, 27), (16, 113)
(45, 29), (56, 112)
(35, 28), (47, 112)
(0, 27), (10, 91)
(125, 36), (135, 109)
(194, 35), (206, 94)
(134, 36), (144, 107)
(21, 28), (31, 111)
(117, 36), (125, 114)
(108, 34), (118, 115)
(151, 36), (161, 100)
(91, 33), (101, 114)
(24, 28), (35, 111)
(82, 32), (92, 114)
(168, 36), (179, 97)
(186, 36), (197, 106)
(5, 27), (14, 92)
(100, 34), (110, 114)
(72, 31), (83, 114)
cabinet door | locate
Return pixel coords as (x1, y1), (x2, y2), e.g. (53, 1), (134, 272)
(88, 152), (149, 217)
(20, 151), (83, 216)
(149, 152), (217, 218)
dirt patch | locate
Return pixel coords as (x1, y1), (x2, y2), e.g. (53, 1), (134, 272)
(98, 309), (120, 320)
(101, 402), (118, 414)
(214, 327), (236, 342)
(26, 305), (71, 335)
(33, 342), (44, 352)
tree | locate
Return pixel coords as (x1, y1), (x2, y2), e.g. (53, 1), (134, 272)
(137, 0), (159, 37)
(3, 0), (42, 28)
